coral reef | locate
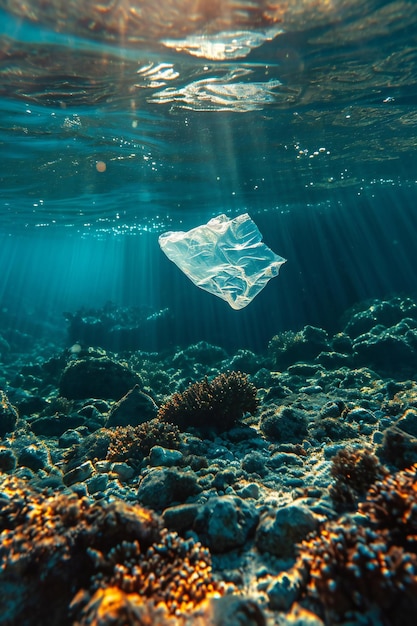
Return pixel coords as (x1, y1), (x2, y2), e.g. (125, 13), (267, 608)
(268, 325), (329, 370)
(329, 446), (386, 507)
(157, 371), (258, 432)
(359, 463), (417, 542)
(0, 476), (223, 626)
(4, 295), (417, 625)
(63, 419), (181, 471)
(298, 521), (417, 624)
(74, 528), (220, 622)
(106, 419), (181, 467)
(65, 303), (173, 352)
(293, 464), (417, 625)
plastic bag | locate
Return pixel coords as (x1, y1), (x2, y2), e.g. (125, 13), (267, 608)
(158, 213), (286, 309)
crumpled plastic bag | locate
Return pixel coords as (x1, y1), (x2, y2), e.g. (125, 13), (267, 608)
(158, 213), (286, 309)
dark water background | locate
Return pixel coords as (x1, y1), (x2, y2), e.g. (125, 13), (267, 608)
(1, 0), (417, 352)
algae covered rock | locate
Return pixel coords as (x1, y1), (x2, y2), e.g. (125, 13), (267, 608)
(353, 319), (417, 372)
(137, 468), (201, 509)
(377, 425), (417, 469)
(309, 416), (357, 442)
(268, 325), (329, 370)
(260, 406), (308, 443)
(339, 297), (417, 374)
(256, 503), (320, 558)
(193, 495), (259, 552)
(105, 384), (158, 427)
(343, 296), (417, 339)
(59, 356), (141, 400)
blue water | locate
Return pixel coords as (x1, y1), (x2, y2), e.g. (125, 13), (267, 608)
(1, 0), (416, 351)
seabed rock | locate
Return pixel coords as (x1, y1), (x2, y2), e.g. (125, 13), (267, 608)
(256, 503), (320, 558)
(59, 356), (141, 400)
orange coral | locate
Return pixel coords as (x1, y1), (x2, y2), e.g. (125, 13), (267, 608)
(360, 463), (417, 540)
(329, 446), (387, 507)
(76, 528), (222, 623)
(294, 464), (417, 625)
(0, 477), (223, 626)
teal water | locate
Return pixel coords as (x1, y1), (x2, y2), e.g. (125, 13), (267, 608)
(1, 0), (416, 350)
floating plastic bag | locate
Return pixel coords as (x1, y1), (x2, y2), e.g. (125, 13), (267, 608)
(158, 213), (286, 310)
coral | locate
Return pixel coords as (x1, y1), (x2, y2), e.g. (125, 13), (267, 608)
(0, 477), (160, 625)
(74, 589), (265, 626)
(329, 447), (387, 507)
(72, 586), (162, 626)
(107, 418), (181, 467)
(298, 521), (417, 624)
(78, 529), (219, 617)
(157, 371), (258, 432)
(268, 325), (328, 370)
(293, 464), (417, 625)
(0, 476), (223, 626)
(359, 463), (417, 544)
(377, 425), (417, 469)
(62, 419), (181, 472)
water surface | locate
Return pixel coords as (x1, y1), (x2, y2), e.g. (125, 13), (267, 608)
(1, 0), (416, 348)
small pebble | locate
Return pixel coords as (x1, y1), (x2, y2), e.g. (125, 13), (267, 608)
(238, 482), (260, 500)
(86, 473), (109, 494)
(63, 460), (94, 486)
(110, 462), (135, 481)
(149, 445), (183, 467)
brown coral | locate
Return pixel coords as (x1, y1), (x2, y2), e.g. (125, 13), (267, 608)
(329, 446), (387, 508)
(360, 463), (417, 545)
(106, 418), (181, 466)
(0, 476), (223, 626)
(298, 521), (417, 623)
(76, 529), (220, 621)
(157, 371), (258, 432)
(293, 464), (417, 625)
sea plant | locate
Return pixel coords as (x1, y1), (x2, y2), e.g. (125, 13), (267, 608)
(157, 370), (258, 432)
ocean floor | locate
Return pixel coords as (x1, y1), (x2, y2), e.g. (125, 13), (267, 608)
(1, 296), (417, 626)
